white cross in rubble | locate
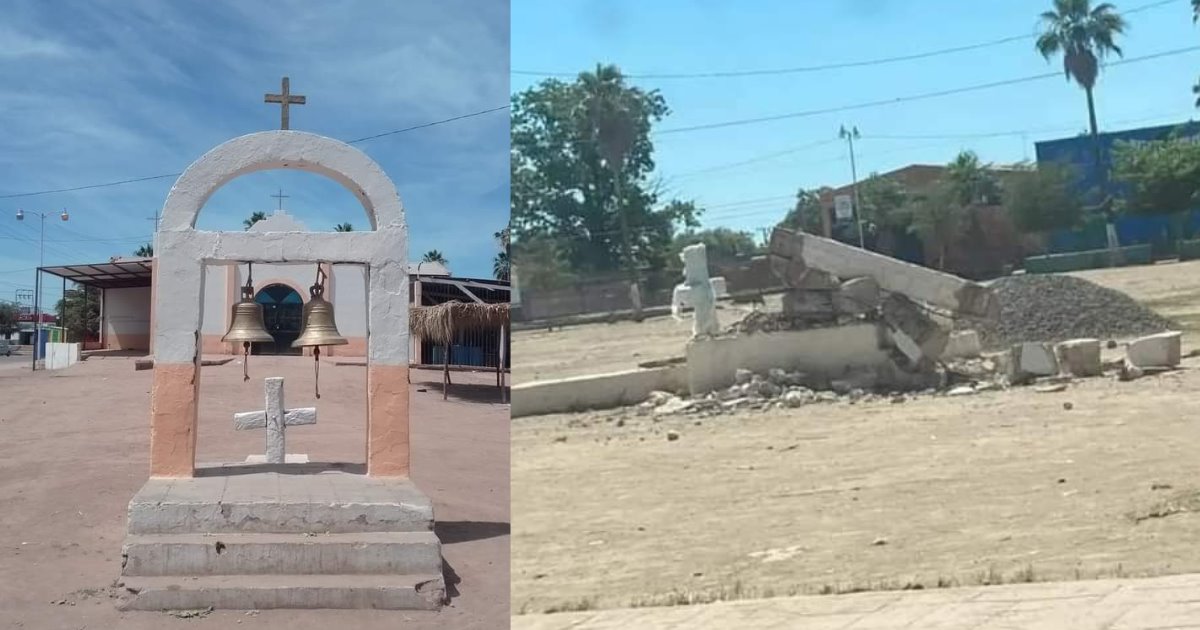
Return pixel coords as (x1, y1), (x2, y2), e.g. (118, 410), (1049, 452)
(233, 377), (316, 464)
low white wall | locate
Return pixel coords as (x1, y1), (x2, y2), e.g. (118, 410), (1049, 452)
(512, 365), (687, 418)
(686, 323), (892, 395)
(45, 342), (80, 370)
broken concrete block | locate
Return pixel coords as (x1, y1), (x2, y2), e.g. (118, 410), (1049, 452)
(767, 254), (811, 287)
(768, 226), (998, 319)
(1055, 338), (1101, 377)
(943, 330), (982, 359)
(1009, 342), (1059, 384)
(794, 268), (840, 291)
(835, 277), (881, 315)
(881, 294), (949, 363)
(781, 290), (837, 318)
(1126, 331), (1182, 368)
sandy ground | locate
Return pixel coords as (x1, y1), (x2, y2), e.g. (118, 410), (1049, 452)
(513, 302), (762, 384)
(0, 356), (509, 629)
(511, 259), (1200, 615)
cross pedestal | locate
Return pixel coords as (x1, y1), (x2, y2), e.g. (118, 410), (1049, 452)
(233, 377), (316, 464)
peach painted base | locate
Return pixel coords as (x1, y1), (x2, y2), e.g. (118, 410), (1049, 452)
(367, 364), (410, 477)
(149, 362), (199, 478)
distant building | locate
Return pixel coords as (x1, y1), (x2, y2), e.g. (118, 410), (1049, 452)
(1035, 121), (1200, 198)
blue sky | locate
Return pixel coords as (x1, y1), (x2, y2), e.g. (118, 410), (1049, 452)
(512, 0), (1200, 241)
(0, 0), (509, 305)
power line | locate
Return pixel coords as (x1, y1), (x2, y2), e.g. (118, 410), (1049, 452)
(655, 45), (1200, 136)
(511, 0), (1183, 80)
(652, 45), (1200, 136)
(0, 105), (511, 200)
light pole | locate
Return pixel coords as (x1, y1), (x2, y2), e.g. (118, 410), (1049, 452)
(15, 208), (69, 369)
(839, 125), (866, 249)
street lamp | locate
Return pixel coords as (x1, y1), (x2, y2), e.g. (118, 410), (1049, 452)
(15, 208), (69, 369)
(839, 125), (866, 249)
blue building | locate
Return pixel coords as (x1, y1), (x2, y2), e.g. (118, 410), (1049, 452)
(1035, 120), (1200, 199)
(1034, 121), (1200, 255)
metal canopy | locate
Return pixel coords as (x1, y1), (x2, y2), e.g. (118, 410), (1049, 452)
(39, 259), (152, 289)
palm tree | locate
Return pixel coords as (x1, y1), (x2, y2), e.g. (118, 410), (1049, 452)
(334, 222), (353, 232)
(1036, 0), (1126, 144)
(493, 224), (511, 281)
(134, 243), (153, 257)
(243, 211), (267, 230)
(1037, 0), (1126, 257)
(422, 250), (447, 265)
(493, 251), (510, 281)
(579, 64), (642, 319)
(944, 151), (1002, 206)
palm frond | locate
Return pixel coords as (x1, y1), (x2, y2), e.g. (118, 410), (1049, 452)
(409, 301), (510, 347)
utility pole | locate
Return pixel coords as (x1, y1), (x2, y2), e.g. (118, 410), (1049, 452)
(15, 208), (69, 370)
(839, 125), (865, 249)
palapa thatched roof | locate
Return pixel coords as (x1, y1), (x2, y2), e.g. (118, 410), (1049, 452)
(409, 301), (509, 346)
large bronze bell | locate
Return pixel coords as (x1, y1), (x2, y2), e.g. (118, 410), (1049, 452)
(292, 266), (346, 399)
(222, 285), (273, 346)
(223, 264), (273, 381)
(292, 283), (348, 348)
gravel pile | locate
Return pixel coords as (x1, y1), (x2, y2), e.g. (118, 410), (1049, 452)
(965, 274), (1176, 349)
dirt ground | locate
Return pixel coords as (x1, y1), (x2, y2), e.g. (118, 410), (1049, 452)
(511, 259), (1200, 614)
(513, 302), (762, 384)
(0, 356), (509, 629)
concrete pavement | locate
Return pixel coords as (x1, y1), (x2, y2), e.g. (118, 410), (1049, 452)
(512, 573), (1200, 629)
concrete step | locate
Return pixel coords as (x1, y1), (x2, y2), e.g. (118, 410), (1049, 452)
(121, 531), (443, 576)
(127, 471), (434, 534)
(117, 574), (445, 610)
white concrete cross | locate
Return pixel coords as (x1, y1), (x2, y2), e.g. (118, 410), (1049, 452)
(233, 377), (316, 464)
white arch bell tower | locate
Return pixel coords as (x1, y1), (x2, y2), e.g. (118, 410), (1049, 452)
(149, 129), (412, 478)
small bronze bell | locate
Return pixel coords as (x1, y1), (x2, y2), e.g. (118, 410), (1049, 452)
(222, 263), (273, 381)
(292, 265), (346, 398)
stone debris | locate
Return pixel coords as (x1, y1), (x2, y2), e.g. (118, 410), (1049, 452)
(1126, 331), (1182, 369)
(961, 274), (1176, 349)
(1009, 342), (1059, 385)
(944, 330), (983, 359)
(1055, 338), (1102, 377)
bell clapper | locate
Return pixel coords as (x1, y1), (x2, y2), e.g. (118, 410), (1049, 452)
(314, 346), (321, 399)
(242, 341), (251, 382)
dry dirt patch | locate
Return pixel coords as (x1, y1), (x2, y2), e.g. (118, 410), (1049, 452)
(512, 357), (1200, 614)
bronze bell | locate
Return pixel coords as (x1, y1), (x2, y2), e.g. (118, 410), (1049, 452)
(222, 284), (273, 346)
(292, 274), (348, 349)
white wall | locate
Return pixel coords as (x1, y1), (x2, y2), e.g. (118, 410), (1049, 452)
(103, 287), (152, 349)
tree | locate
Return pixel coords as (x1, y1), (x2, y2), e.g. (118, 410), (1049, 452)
(780, 188), (827, 234)
(134, 243), (153, 257)
(422, 250), (448, 265)
(510, 65), (700, 276)
(944, 151), (1003, 207)
(1005, 162), (1085, 233)
(243, 211), (267, 230)
(493, 252), (510, 281)
(55, 287), (100, 343)
(857, 175), (911, 230)
(1112, 135), (1200, 216)
(908, 183), (965, 270)
(0, 302), (18, 337)
(334, 223), (353, 232)
(1036, 0), (1127, 252)
(493, 224), (511, 281)
(512, 235), (575, 291)
(669, 228), (760, 273)
(1036, 0), (1126, 144)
